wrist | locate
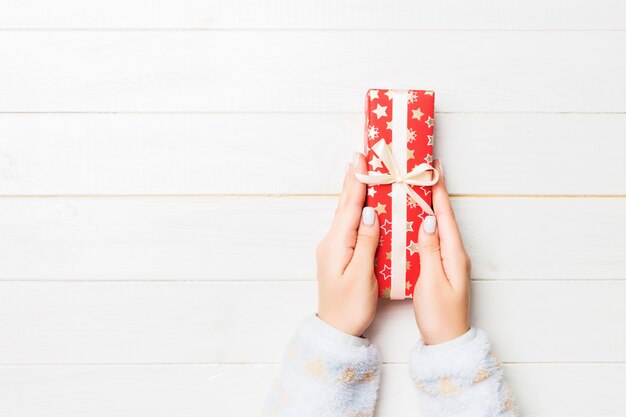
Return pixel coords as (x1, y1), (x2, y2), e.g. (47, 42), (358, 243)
(316, 301), (373, 337)
(420, 327), (476, 352)
(421, 323), (471, 346)
(313, 313), (370, 345)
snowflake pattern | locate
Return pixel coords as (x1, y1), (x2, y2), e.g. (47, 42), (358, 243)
(368, 125), (379, 140)
(407, 128), (417, 143)
(363, 89), (435, 298)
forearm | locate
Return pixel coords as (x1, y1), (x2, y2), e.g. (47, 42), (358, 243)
(409, 327), (518, 417)
(263, 314), (381, 417)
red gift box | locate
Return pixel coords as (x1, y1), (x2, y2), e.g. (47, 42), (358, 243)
(356, 89), (439, 299)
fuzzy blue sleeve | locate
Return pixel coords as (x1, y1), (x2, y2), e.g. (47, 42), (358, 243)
(408, 327), (519, 417)
(262, 314), (381, 417)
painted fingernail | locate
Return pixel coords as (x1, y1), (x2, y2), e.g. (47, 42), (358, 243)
(362, 206), (376, 226)
(424, 215), (437, 233)
(352, 152), (360, 168)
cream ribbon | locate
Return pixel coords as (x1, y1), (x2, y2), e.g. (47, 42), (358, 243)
(355, 139), (439, 216)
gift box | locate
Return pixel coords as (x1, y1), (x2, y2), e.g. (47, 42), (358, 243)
(356, 89), (439, 299)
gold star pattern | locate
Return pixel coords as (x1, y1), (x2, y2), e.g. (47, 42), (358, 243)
(386, 121), (393, 130)
(359, 366), (378, 383)
(382, 288), (391, 298)
(406, 261), (412, 272)
(338, 367), (357, 384)
(406, 149), (415, 160)
(408, 241), (419, 255)
(503, 389), (516, 412)
(374, 203), (387, 215)
(406, 221), (414, 232)
(367, 187), (376, 197)
(372, 104), (388, 119)
(407, 90), (418, 103)
(490, 351), (502, 369)
(438, 378), (460, 394)
(288, 343), (299, 360)
(411, 108), (424, 120)
(414, 380), (427, 391)
(424, 91), (434, 96)
(472, 369), (491, 384)
(305, 357), (326, 378)
(406, 279), (412, 290)
(424, 154), (433, 164)
(386, 251), (392, 260)
(384, 90), (393, 100)
(425, 116), (434, 128)
(427, 135), (434, 145)
(368, 90), (379, 101)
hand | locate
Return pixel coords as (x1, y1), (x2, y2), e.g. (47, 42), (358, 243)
(316, 152), (380, 337)
(413, 159), (471, 345)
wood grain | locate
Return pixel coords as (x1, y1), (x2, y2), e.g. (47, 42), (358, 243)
(1, 197), (623, 281)
(0, 0), (624, 29)
(0, 31), (624, 112)
(1, 3), (624, 415)
(1, 281), (624, 364)
(1, 113), (624, 196)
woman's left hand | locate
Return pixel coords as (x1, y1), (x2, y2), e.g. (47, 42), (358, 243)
(315, 152), (380, 337)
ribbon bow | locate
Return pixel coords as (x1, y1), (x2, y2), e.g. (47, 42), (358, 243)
(355, 139), (439, 216)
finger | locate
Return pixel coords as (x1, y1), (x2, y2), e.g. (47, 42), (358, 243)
(331, 152), (368, 242)
(431, 159), (464, 250)
(416, 214), (447, 286)
(319, 153), (368, 275)
(431, 159), (469, 288)
(345, 206), (380, 278)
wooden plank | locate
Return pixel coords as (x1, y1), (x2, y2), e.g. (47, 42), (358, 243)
(0, 363), (624, 417)
(1, 113), (624, 196)
(0, 31), (624, 112)
(0, 281), (624, 364)
(0, 197), (624, 281)
(0, 0), (624, 29)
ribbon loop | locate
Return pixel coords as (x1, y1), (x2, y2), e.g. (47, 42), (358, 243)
(355, 139), (439, 216)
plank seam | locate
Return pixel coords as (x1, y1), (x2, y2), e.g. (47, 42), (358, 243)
(0, 194), (624, 198)
(0, 278), (624, 283)
(0, 361), (623, 366)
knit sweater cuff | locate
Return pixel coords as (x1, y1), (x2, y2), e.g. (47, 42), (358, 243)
(262, 314), (381, 417)
(290, 314), (381, 380)
(408, 327), (518, 417)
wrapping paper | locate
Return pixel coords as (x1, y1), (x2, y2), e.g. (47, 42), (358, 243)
(361, 89), (436, 299)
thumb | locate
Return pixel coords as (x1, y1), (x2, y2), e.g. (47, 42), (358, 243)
(417, 215), (445, 278)
(347, 206), (380, 277)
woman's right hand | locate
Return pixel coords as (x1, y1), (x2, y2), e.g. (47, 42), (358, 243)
(412, 160), (472, 345)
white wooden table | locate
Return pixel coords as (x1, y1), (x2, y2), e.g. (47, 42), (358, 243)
(0, 1), (625, 416)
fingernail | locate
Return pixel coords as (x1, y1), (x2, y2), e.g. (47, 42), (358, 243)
(424, 215), (437, 233)
(362, 206), (376, 226)
(352, 152), (360, 168)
